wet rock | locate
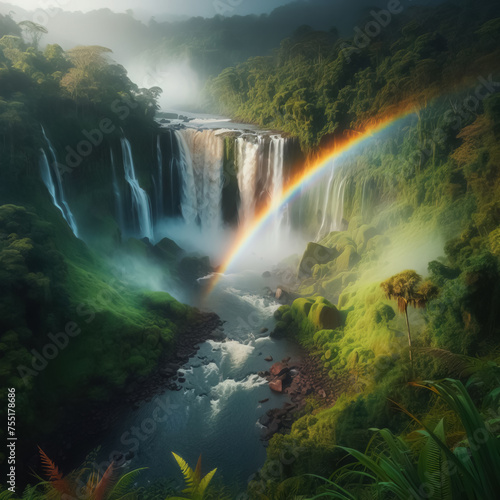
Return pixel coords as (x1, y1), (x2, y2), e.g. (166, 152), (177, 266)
(260, 327), (269, 334)
(262, 271), (271, 278)
(270, 362), (289, 377)
(269, 379), (283, 392)
(259, 398), (269, 404)
(264, 356), (273, 362)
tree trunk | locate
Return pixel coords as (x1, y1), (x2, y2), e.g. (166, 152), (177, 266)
(404, 305), (414, 375)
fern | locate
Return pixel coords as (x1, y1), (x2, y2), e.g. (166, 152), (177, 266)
(168, 453), (217, 500)
(108, 468), (147, 500)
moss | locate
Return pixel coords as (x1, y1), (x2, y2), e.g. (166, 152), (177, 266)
(353, 224), (378, 253)
(297, 242), (339, 278)
(308, 300), (342, 331)
(335, 245), (360, 272)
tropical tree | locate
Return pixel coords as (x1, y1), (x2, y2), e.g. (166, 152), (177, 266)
(17, 21), (47, 49)
(380, 270), (438, 371)
(167, 453), (217, 500)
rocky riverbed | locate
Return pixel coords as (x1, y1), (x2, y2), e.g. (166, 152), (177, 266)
(257, 351), (346, 441)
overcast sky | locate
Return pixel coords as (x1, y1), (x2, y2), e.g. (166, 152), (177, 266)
(3, 0), (296, 19)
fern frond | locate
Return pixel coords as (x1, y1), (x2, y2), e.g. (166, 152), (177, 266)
(93, 462), (115, 500)
(415, 348), (483, 377)
(38, 447), (73, 496)
(194, 455), (202, 484)
(38, 447), (63, 482)
(172, 453), (196, 493)
(196, 468), (217, 497)
(108, 468), (146, 500)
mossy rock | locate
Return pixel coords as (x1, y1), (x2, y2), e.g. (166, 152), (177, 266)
(271, 320), (288, 339)
(353, 225), (378, 253)
(322, 275), (344, 298)
(154, 237), (185, 261)
(178, 255), (213, 283)
(347, 216), (364, 233)
(274, 305), (290, 320)
(298, 242), (339, 278)
(308, 298), (342, 331)
(336, 245), (361, 272)
(291, 297), (315, 317)
(366, 234), (391, 255)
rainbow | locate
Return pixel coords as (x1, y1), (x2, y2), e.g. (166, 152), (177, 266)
(204, 107), (417, 296)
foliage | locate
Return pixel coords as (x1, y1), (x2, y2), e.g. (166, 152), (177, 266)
(205, 0), (500, 151)
(167, 453), (217, 500)
(311, 379), (500, 499)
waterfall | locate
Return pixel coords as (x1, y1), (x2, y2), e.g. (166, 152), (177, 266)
(156, 134), (164, 219)
(174, 130), (198, 225)
(120, 138), (154, 241)
(268, 135), (289, 238)
(39, 127), (79, 237)
(236, 136), (260, 227)
(315, 162), (348, 240)
(168, 132), (177, 215)
(174, 129), (224, 230)
(110, 149), (125, 233)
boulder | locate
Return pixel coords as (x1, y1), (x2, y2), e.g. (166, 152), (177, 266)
(154, 237), (185, 262)
(354, 224), (379, 253)
(270, 362), (289, 377)
(308, 298), (342, 331)
(298, 242), (339, 279)
(264, 356), (273, 362)
(336, 245), (361, 272)
(262, 271), (271, 278)
(269, 379), (283, 392)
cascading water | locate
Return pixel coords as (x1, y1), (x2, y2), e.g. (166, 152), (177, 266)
(268, 135), (289, 238)
(110, 148), (125, 233)
(314, 162), (348, 241)
(236, 136), (260, 227)
(39, 127), (79, 237)
(120, 137), (154, 241)
(174, 129), (224, 231)
(174, 130), (198, 226)
(156, 134), (164, 219)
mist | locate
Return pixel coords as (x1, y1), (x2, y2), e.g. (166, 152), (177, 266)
(2, 0), (446, 111)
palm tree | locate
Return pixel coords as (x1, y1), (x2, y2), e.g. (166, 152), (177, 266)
(380, 270), (437, 372)
(17, 21), (47, 49)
